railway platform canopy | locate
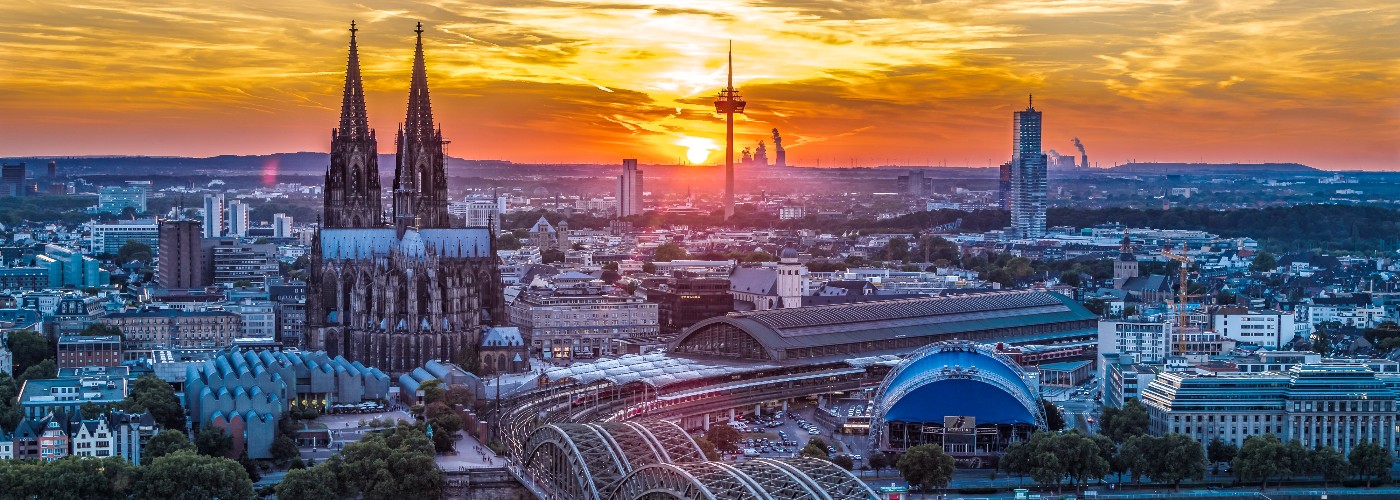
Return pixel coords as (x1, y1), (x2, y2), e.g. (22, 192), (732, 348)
(669, 290), (1097, 362)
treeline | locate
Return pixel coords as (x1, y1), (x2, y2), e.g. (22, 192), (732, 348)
(1047, 205), (1400, 253)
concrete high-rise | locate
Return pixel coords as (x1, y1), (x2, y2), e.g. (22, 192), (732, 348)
(1009, 96), (1047, 239)
(272, 213), (293, 238)
(158, 219), (205, 289)
(616, 158), (643, 217)
(227, 200), (249, 237)
(202, 193), (224, 238)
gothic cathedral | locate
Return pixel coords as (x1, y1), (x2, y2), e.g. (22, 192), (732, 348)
(306, 22), (504, 373)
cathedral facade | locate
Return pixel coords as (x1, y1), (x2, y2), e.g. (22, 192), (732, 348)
(306, 23), (503, 374)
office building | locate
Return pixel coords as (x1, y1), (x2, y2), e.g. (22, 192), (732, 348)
(448, 198), (499, 227)
(1009, 96), (1047, 238)
(1, 163), (28, 197)
(272, 213), (293, 238)
(1211, 307), (1298, 349)
(1141, 364), (1398, 456)
(202, 193), (224, 238)
(158, 219), (205, 289)
(18, 372), (128, 418)
(646, 274), (733, 334)
(1098, 318), (1171, 364)
(0, 268), (49, 290)
(226, 200), (249, 237)
(617, 158), (644, 217)
(56, 335), (123, 369)
(35, 245), (106, 288)
(896, 170), (933, 198)
(102, 309), (241, 356)
(90, 219), (160, 256)
(97, 186), (147, 214)
(207, 239), (279, 285)
(509, 285), (659, 360)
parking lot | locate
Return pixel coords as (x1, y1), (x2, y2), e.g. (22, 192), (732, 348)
(718, 399), (871, 466)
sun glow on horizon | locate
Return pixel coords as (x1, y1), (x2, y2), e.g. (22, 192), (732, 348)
(677, 135), (718, 165)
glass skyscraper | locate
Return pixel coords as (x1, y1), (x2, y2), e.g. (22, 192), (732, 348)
(1010, 97), (1047, 238)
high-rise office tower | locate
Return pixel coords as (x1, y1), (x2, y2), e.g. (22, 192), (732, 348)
(1009, 96), (1047, 239)
(202, 193), (224, 238)
(158, 219), (205, 289)
(272, 213), (293, 238)
(616, 159), (643, 217)
(227, 200), (250, 237)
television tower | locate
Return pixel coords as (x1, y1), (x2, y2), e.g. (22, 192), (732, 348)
(714, 41), (746, 220)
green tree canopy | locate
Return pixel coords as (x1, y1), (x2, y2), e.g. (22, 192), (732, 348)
(1236, 434), (1289, 490)
(334, 424), (443, 500)
(118, 374), (185, 430)
(17, 359), (56, 384)
(1207, 437), (1238, 465)
(652, 242), (688, 262)
(1250, 251), (1277, 272)
(116, 240), (153, 264)
(7, 330), (51, 375)
(144, 429), (195, 465)
(79, 323), (124, 337)
(133, 451), (254, 500)
(896, 443), (956, 493)
(703, 423), (742, 452)
(1041, 399), (1066, 431)
(1100, 399), (1150, 444)
(195, 425), (233, 458)
(276, 462), (342, 500)
(1311, 446), (1350, 488)
(1349, 440), (1393, 487)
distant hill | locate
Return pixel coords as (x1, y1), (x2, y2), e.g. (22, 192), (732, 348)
(1108, 162), (1322, 175)
(5, 153), (519, 177)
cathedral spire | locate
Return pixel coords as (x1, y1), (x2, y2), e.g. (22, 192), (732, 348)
(339, 20), (370, 140)
(404, 21), (435, 141)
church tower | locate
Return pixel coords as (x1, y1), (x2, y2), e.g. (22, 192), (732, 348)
(1113, 234), (1139, 288)
(324, 21), (382, 228)
(777, 246), (807, 309)
(393, 22), (450, 229)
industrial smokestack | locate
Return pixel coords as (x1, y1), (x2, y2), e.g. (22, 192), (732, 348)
(1072, 137), (1088, 168)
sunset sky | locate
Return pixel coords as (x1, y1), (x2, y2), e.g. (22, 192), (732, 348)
(0, 1), (1396, 170)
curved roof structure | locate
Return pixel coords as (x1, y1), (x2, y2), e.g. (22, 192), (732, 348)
(872, 341), (1045, 431)
(607, 457), (875, 500)
(671, 290), (1096, 361)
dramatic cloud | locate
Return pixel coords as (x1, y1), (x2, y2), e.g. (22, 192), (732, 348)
(0, 0), (1395, 169)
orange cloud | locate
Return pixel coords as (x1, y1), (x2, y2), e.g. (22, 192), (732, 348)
(0, 0), (1395, 169)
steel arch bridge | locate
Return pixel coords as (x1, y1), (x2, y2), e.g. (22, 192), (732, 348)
(606, 458), (876, 500)
(520, 422), (877, 500)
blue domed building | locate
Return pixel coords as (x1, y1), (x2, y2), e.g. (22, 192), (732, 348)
(870, 341), (1045, 466)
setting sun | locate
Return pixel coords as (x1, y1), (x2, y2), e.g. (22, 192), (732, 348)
(676, 136), (718, 165)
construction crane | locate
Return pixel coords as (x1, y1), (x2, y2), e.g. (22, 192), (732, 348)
(1161, 243), (1193, 354)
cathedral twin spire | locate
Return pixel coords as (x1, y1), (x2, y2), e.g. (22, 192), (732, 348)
(326, 21), (449, 232)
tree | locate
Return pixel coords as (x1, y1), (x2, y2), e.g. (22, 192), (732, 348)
(1054, 432), (1110, 492)
(1207, 437), (1238, 466)
(38, 456), (137, 499)
(276, 464), (342, 500)
(143, 429), (195, 465)
(196, 425), (233, 458)
(1147, 434), (1206, 491)
(652, 242), (688, 262)
(1042, 399), (1066, 431)
(1116, 435), (1154, 484)
(271, 434), (300, 462)
(881, 237), (910, 262)
(1100, 399), (1149, 444)
(134, 451), (254, 500)
(800, 441), (829, 460)
(1250, 251), (1277, 273)
(867, 451), (890, 472)
(496, 232), (522, 250)
(118, 374), (185, 430)
(704, 423), (742, 452)
(896, 444), (956, 494)
(79, 323), (124, 338)
(1349, 440), (1392, 487)
(831, 454), (855, 470)
(693, 436), (720, 460)
(1311, 446), (1350, 488)
(1000, 440), (1033, 485)
(540, 248), (565, 264)
(1236, 434), (1289, 490)
(0, 375), (22, 431)
(238, 453), (261, 483)
(7, 330), (50, 375)
(334, 424), (442, 500)
(116, 240), (153, 264)
(17, 359), (55, 383)
(1060, 272), (1082, 288)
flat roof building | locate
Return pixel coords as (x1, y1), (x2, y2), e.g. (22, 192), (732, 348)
(56, 335), (123, 369)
